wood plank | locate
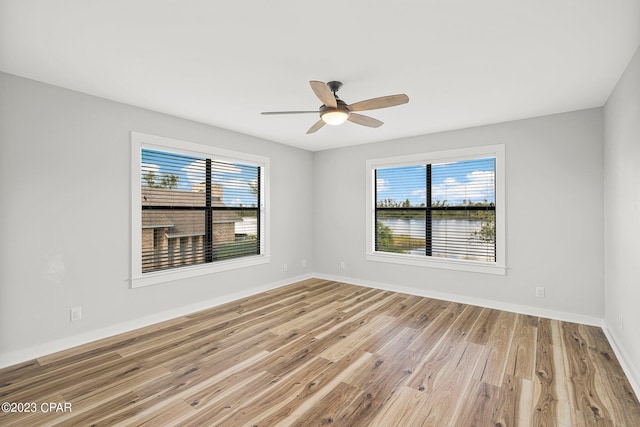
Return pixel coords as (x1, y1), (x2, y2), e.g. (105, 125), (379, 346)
(409, 342), (487, 426)
(550, 320), (574, 426)
(518, 378), (535, 426)
(466, 307), (501, 345)
(561, 321), (614, 426)
(478, 310), (517, 386)
(504, 313), (538, 381)
(533, 317), (557, 426)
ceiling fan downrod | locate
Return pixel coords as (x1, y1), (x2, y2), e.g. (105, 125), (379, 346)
(326, 81), (343, 96)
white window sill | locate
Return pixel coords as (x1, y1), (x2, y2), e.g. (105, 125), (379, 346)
(131, 255), (270, 288)
(366, 252), (506, 275)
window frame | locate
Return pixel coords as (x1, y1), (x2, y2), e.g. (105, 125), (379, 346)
(131, 132), (270, 288)
(365, 144), (506, 275)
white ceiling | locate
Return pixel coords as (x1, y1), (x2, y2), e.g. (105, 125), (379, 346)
(1, 1), (639, 151)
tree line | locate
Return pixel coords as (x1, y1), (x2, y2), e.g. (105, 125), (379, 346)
(377, 198), (493, 208)
(143, 171), (179, 189)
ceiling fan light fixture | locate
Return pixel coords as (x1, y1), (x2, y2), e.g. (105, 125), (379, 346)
(321, 109), (349, 125)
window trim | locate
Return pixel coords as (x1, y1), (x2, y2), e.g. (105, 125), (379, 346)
(365, 144), (506, 275)
(131, 132), (270, 288)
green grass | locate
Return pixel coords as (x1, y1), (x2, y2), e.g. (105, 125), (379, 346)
(378, 234), (425, 254)
(214, 237), (258, 260)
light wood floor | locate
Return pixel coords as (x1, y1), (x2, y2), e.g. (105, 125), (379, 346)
(1, 279), (639, 426)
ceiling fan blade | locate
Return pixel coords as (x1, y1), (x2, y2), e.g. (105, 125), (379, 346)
(348, 113), (384, 128)
(309, 81), (337, 108)
(348, 94), (409, 112)
(306, 119), (326, 134)
(261, 110), (318, 115)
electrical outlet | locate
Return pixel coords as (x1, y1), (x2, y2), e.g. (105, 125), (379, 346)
(302, 259), (307, 268)
(535, 287), (545, 298)
(340, 261), (345, 270)
(283, 263), (288, 272)
(70, 307), (82, 322)
(620, 314), (624, 330)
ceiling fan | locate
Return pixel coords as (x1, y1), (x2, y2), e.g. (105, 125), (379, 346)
(261, 81), (409, 134)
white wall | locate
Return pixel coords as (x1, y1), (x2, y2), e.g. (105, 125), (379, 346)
(313, 109), (604, 321)
(0, 72), (314, 365)
(604, 46), (640, 390)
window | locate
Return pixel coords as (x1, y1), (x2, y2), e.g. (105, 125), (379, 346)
(131, 132), (269, 287)
(366, 145), (505, 275)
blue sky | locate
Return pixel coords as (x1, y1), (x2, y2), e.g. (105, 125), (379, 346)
(141, 148), (258, 207)
(376, 158), (495, 206)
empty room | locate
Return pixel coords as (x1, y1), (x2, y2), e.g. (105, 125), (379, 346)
(1, 1), (639, 425)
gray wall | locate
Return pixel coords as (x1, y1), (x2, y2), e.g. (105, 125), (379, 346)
(604, 46), (640, 387)
(313, 109), (604, 320)
(0, 72), (314, 362)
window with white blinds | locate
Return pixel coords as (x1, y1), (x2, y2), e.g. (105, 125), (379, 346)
(131, 132), (269, 287)
(366, 145), (505, 275)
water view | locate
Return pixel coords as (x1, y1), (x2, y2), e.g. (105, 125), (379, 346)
(378, 217), (495, 262)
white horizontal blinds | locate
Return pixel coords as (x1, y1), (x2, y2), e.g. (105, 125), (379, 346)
(141, 149), (207, 273)
(374, 157), (496, 262)
(210, 160), (260, 261)
(140, 149), (261, 274)
(431, 158), (496, 262)
(375, 165), (427, 254)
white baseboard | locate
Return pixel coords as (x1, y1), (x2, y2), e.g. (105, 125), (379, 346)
(0, 273), (313, 369)
(602, 321), (640, 401)
(314, 272), (604, 327)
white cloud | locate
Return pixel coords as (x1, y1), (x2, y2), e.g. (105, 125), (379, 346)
(432, 170), (495, 202)
(141, 162), (160, 174)
(212, 161), (242, 174)
(219, 179), (252, 190)
(376, 178), (389, 192)
(182, 159), (206, 185)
